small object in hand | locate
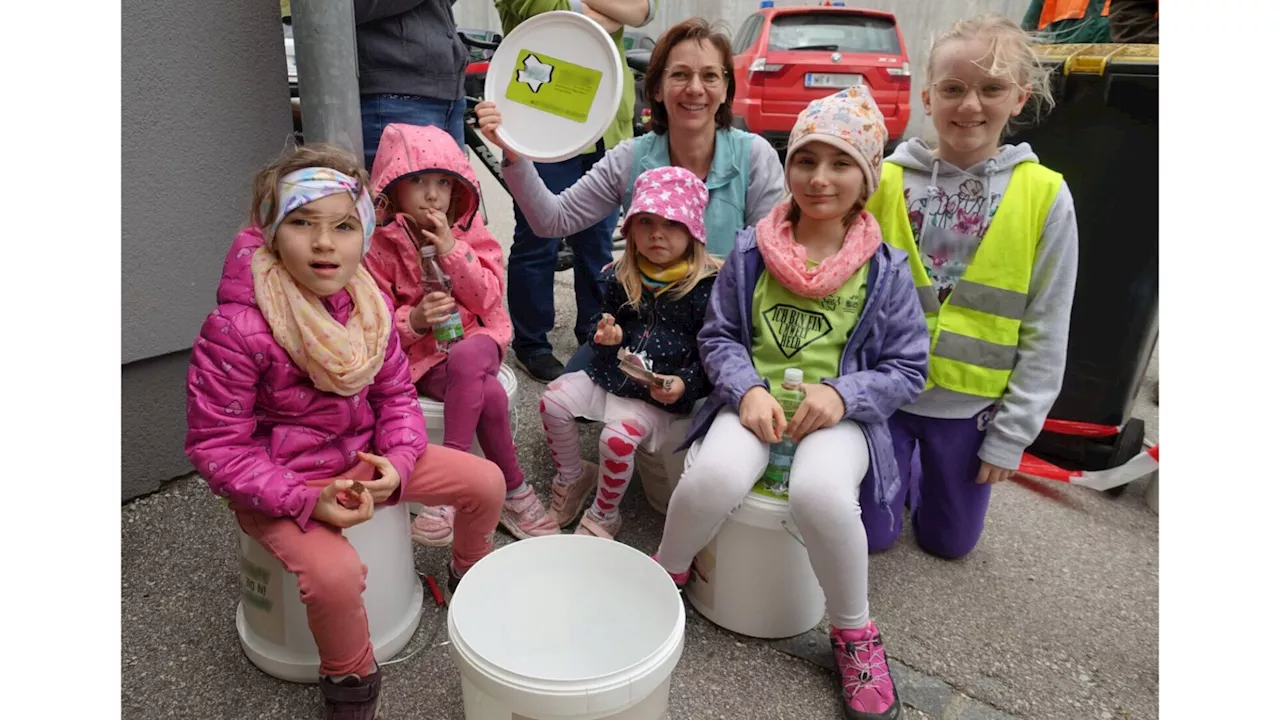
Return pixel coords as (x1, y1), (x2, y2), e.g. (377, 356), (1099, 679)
(618, 347), (668, 388)
(336, 481), (367, 510)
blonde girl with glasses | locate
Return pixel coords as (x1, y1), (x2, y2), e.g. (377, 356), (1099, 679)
(862, 14), (1080, 560)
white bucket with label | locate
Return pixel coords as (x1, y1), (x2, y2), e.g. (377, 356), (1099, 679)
(448, 535), (685, 720)
(235, 503), (424, 683)
(411, 364), (518, 514)
(682, 440), (826, 639)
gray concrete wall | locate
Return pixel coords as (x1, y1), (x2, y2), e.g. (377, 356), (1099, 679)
(122, 0), (293, 500)
(453, 0), (1031, 139)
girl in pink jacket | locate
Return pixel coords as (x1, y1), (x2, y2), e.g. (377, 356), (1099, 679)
(364, 124), (558, 543)
(184, 144), (504, 720)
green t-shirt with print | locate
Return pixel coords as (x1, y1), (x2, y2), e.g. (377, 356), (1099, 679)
(493, 0), (637, 151)
(751, 263), (870, 389)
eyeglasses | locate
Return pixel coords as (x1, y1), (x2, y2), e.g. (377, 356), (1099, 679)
(930, 78), (1016, 105)
(664, 68), (726, 89)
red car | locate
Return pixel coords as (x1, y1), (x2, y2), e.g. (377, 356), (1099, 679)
(731, 2), (911, 155)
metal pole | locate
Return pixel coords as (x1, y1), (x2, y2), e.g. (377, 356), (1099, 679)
(291, 0), (363, 159)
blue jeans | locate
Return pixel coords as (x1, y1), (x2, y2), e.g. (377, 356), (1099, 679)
(509, 144), (618, 360)
(360, 95), (466, 169)
(564, 342), (596, 373)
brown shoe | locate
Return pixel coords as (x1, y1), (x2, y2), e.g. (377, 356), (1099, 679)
(320, 666), (382, 719)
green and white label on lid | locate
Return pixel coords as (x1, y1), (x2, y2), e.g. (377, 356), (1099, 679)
(505, 48), (602, 124)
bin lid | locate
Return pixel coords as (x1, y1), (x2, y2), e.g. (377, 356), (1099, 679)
(1033, 43), (1158, 76)
(483, 11), (624, 163)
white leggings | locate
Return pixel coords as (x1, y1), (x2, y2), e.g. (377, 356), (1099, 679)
(656, 408), (873, 629)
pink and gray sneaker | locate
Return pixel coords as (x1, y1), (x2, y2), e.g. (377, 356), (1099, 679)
(499, 485), (561, 540)
(410, 505), (455, 548)
(830, 621), (901, 720)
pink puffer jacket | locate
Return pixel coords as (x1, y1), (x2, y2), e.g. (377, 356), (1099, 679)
(184, 227), (428, 531)
(363, 123), (513, 383)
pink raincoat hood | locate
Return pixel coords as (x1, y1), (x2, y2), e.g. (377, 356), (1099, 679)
(370, 123), (481, 232)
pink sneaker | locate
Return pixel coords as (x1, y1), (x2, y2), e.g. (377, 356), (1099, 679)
(651, 553), (689, 588)
(548, 461), (597, 528)
(499, 486), (561, 540)
(573, 510), (622, 541)
(830, 621), (901, 720)
(410, 505), (455, 548)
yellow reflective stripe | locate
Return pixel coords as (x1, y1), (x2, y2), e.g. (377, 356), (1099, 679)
(940, 305), (1020, 346)
(930, 356), (1010, 399)
(933, 331), (1018, 371)
(948, 280), (1027, 320)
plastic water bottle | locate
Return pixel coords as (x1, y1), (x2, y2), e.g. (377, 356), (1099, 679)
(761, 368), (805, 497)
(419, 245), (465, 349)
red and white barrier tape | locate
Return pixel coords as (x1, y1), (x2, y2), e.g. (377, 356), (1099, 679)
(1016, 445), (1160, 492)
(1040, 418), (1123, 438)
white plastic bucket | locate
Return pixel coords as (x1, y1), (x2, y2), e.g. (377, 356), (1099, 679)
(634, 399), (704, 515)
(448, 535), (685, 719)
(411, 364), (518, 514)
(681, 440), (827, 639)
(235, 503), (424, 683)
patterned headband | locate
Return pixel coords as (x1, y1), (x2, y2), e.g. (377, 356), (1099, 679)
(265, 167), (377, 253)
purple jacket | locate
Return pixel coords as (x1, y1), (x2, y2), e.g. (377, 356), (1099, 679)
(685, 228), (930, 514)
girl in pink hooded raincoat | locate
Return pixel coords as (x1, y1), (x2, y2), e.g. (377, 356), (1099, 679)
(364, 123), (559, 544)
(184, 144), (504, 720)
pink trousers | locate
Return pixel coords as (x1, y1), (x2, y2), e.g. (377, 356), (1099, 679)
(233, 444), (503, 677)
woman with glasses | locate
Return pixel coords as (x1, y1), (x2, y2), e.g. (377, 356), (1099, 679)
(476, 17), (785, 375)
(477, 17), (784, 262)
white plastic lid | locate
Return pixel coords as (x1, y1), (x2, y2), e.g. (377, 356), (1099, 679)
(483, 11), (624, 163)
(784, 368), (804, 386)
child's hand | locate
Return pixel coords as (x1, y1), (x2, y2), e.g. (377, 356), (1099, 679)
(593, 314), (623, 346)
(976, 461), (1015, 485)
(420, 208), (456, 255)
(357, 452), (402, 503)
(650, 375), (685, 404)
(739, 386), (785, 444)
(313, 479), (374, 528)
(474, 101), (523, 163)
(411, 292), (458, 333)
(787, 383), (846, 442)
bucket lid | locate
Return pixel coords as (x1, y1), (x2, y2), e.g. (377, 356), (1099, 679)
(449, 535), (682, 684)
(483, 11), (624, 163)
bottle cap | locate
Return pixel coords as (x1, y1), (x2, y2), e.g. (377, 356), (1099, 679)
(784, 368), (803, 386)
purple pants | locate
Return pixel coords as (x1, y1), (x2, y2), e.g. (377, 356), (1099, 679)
(861, 408), (994, 559)
(416, 336), (524, 491)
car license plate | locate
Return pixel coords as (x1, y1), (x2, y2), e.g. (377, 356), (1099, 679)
(805, 73), (864, 88)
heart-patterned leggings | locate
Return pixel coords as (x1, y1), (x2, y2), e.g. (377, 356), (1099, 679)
(538, 370), (677, 520)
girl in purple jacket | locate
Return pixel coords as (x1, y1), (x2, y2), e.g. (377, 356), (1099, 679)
(653, 88), (930, 720)
(184, 145), (504, 719)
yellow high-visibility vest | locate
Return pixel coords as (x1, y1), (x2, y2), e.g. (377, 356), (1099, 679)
(866, 161), (1062, 398)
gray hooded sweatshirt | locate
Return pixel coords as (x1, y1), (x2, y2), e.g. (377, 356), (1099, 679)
(885, 138), (1079, 470)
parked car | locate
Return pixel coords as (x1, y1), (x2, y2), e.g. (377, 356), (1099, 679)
(730, 2), (911, 156)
